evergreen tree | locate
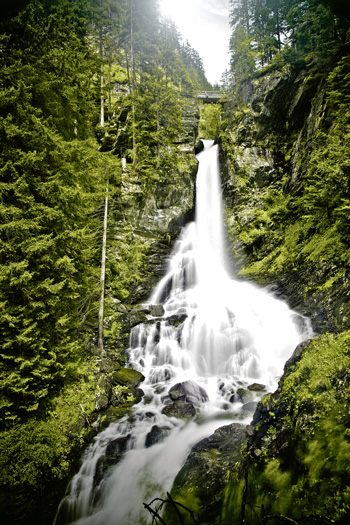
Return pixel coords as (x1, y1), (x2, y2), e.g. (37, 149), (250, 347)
(180, 40), (212, 90)
(0, 0), (102, 427)
(230, 23), (257, 81)
(228, 0), (349, 75)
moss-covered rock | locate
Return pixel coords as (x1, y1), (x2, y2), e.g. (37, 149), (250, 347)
(165, 423), (248, 524)
(162, 400), (196, 419)
(221, 332), (350, 524)
(110, 367), (144, 388)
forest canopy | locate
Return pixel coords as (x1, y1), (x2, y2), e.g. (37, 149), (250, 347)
(0, 0), (209, 428)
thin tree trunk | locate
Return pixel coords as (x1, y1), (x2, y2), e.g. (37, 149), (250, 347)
(125, 48), (131, 91)
(130, 0), (136, 164)
(98, 182), (108, 355)
(100, 27), (105, 127)
(108, 59), (112, 114)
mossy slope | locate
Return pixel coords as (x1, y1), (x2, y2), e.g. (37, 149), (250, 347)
(223, 331), (350, 524)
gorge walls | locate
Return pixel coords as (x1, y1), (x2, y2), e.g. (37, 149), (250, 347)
(221, 57), (350, 334)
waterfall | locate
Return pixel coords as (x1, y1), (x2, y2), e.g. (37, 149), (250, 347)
(54, 140), (313, 525)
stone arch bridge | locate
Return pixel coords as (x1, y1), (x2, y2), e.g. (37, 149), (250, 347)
(195, 91), (223, 103)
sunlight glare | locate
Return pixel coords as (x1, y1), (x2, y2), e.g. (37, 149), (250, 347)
(160, 0), (202, 21)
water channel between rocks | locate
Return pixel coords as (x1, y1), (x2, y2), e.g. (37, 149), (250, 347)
(54, 140), (313, 525)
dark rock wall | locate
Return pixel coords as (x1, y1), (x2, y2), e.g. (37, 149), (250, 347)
(221, 62), (350, 333)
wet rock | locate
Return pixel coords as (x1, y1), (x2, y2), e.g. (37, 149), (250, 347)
(93, 434), (132, 489)
(195, 139), (204, 154)
(168, 380), (209, 406)
(106, 434), (132, 462)
(161, 394), (172, 406)
(134, 388), (144, 404)
(247, 383), (266, 392)
(284, 339), (312, 375)
(236, 387), (253, 403)
(162, 400), (196, 419)
(165, 423), (248, 524)
(149, 304), (165, 317)
(145, 425), (171, 447)
(128, 307), (150, 327)
(242, 401), (258, 412)
(110, 368), (145, 388)
(166, 314), (188, 327)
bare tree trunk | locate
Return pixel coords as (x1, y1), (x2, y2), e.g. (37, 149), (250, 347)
(130, 0), (136, 164)
(98, 182), (108, 355)
(108, 60), (112, 115)
(125, 48), (131, 91)
(100, 27), (105, 127)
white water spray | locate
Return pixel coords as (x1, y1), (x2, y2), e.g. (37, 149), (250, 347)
(55, 141), (312, 525)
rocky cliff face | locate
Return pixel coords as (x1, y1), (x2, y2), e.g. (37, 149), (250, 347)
(88, 98), (200, 426)
(221, 61), (350, 334)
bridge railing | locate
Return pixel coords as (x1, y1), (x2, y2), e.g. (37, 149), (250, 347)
(196, 90), (222, 97)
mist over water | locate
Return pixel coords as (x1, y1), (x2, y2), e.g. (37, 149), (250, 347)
(55, 141), (312, 525)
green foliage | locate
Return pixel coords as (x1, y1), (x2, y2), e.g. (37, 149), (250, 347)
(0, 0), (106, 427)
(0, 0), (201, 521)
(230, 23), (257, 80)
(0, 356), (97, 524)
(198, 104), (222, 140)
(228, 0), (349, 84)
(180, 40), (212, 90)
(107, 230), (149, 302)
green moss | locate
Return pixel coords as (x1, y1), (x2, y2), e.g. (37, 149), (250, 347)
(222, 332), (350, 523)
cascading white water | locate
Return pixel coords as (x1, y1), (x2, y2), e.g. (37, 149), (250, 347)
(54, 141), (313, 525)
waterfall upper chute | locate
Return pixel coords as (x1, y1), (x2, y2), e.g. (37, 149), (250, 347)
(149, 140), (310, 381)
(55, 140), (313, 525)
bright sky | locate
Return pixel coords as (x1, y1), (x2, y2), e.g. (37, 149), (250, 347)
(159, 0), (231, 85)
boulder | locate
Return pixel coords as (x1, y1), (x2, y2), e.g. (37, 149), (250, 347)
(283, 339), (312, 375)
(128, 307), (150, 327)
(168, 380), (209, 406)
(247, 383), (266, 392)
(164, 423), (248, 524)
(166, 314), (188, 327)
(242, 401), (258, 412)
(236, 387), (253, 403)
(93, 434), (132, 490)
(149, 304), (165, 317)
(110, 368), (145, 388)
(145, 425), (171, 448)
(162, 400), (196, 419)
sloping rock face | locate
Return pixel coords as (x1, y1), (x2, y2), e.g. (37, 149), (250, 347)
(164, 423), (248, 524)
(221, 63), (350, 333)
(221, 331), (350, 524)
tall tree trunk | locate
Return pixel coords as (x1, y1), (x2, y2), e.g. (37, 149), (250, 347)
(108, 59), (112, 115)
(100, 27), (105, 127)
(98, 182), (108, 355)
(130, 0), (136, 164)
(125, 48), (131, 91)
